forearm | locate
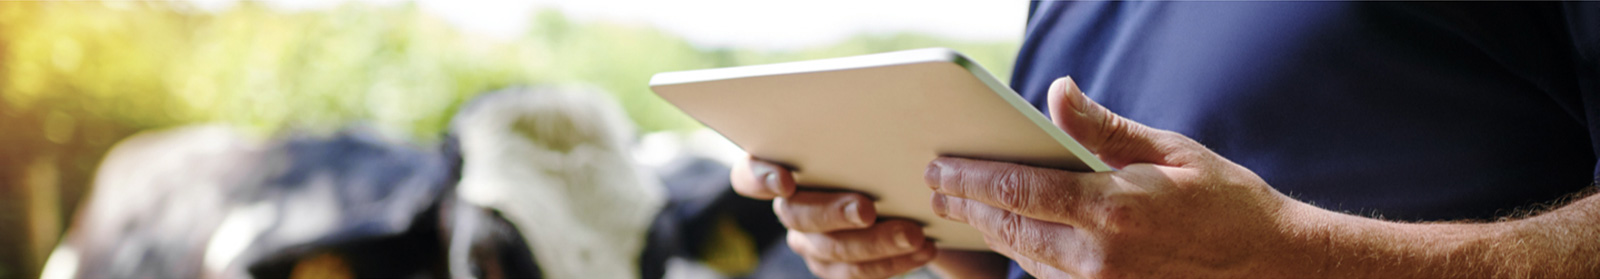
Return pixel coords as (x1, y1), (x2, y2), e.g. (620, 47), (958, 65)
(1280, 191), (1600, 277)
(1494, 191), (1600, 277)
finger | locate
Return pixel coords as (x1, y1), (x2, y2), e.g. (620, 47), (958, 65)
(935, 193), (1088, 273)
(731, 158), (795, 199)
(927, 157), (1109, 225)
(1045, 76), (1185, 167)
(787, 220), (927, 262)
(774, 191), (875, 232)
(804, 243), (938, 279)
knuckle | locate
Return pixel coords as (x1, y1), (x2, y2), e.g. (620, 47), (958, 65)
(821, 235), (855, 260)
(994, 169), (1031, 210)
(1097, 115), (1129, 151)
(775, 204), (819, 232)
(997, 213), (1026, 247)
(788, 217), (824, 233)
(1154, 131), (1202, 161)
(836, 225), (905, 261)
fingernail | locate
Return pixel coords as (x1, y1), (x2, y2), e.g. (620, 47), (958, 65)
(763, 172), (782, 195)
(1050, 77), (1086, 112)
(894, 230), (912, 249)
(1067, 78), (1094, 113)
(924, 161), (941, 191)
(911, 249), (933, 262)
(844, 201), (866, 226)
(930, 193), (947, 218)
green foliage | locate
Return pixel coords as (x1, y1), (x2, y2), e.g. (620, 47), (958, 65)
(1, 1), (1018, 138)
(0, 2), (1019, 277)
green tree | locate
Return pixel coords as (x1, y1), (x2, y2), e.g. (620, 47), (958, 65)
(0, 2), (1018, 278)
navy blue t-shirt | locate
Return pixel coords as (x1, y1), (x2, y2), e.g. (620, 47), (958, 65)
(1006, 2), (1599, 277)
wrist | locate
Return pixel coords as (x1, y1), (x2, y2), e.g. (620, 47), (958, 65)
(1259, 198), (1354, 276)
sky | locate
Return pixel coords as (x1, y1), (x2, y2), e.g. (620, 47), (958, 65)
(186, 0), (1031, 50)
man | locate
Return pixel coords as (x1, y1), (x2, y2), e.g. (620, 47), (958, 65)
(732, 2), (1600, 278)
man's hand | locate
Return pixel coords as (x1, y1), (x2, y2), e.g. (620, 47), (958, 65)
(925, 77), (1600, 278)
(731, 159), (939, 278)
(924, 77), (1304, 277)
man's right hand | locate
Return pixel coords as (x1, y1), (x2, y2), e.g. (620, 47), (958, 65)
(731, 159), (939, 279)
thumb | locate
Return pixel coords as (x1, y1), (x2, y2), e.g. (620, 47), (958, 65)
(1046, 77), (1190, 167)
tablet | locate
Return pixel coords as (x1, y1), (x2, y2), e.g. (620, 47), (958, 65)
(649, 48), (1111, 250)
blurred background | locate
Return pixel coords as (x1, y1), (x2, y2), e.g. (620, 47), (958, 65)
(0, 1), (1025, 278)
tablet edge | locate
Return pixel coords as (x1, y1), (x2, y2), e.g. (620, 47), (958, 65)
(949, 53), (1115, 172)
